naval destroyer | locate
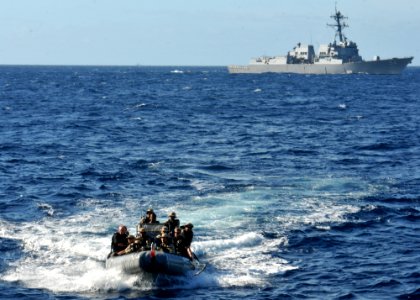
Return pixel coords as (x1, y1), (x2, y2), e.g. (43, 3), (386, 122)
(228, 8), (413, 75)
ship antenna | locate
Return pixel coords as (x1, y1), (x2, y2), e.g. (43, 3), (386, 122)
(327, 6), (348, 43)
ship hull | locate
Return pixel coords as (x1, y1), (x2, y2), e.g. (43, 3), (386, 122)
(228, 57), (413, 75)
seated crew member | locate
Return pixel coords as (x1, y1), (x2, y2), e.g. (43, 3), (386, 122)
(160, 226), (169, 236)
(117, 235), (141, 255)
(155, 226), (169, 247)
(136, 227), (151, 250)
(110, 225), (129, 256)
(173, 227), (192, 260)
(164, 212), (180, 237)
(157, 233), (174, 254)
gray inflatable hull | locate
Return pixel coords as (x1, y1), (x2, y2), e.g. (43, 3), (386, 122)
(105, 251), (195, 275)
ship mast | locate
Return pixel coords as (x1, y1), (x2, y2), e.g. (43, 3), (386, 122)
(327, 6), (348, 43)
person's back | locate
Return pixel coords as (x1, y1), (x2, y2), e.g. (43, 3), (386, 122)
(164, 212), (180, 236)
(181, 223), (194, 248)
(173, 228), (191, 259)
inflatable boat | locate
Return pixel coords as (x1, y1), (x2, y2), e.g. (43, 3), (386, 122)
(105, 249), (196, 275)
(106, 223), (205, 276)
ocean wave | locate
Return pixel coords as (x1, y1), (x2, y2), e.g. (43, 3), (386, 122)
(80, 168), (134, 182)
(368, 279), (401, 288)
(286, 232), (344, 250)
(355, 142), (401, 151)
(128, 159), (161, 170)
(200, 164), (235, 171)
(398, 288), (420, 299)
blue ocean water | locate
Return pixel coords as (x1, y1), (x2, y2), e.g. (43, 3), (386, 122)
(0, 65), (419, 299)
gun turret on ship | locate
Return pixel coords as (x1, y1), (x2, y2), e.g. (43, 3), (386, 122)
(228, 8), (413, 75)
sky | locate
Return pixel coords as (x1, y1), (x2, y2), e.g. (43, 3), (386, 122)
(0, 0), (419, 66)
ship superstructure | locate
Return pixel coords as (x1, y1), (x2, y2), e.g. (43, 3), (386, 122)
(228, 8), (413, 74)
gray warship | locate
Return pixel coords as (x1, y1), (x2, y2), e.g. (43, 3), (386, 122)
(228, 8), (413, 75)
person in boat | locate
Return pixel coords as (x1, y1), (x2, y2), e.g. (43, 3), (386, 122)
(136, 227), (152, 250)
(155, 226), (169, 247)
(110, 225), (129, 256)
(157, 233), (175, 253)
(164, 212), (180, 237)
(140, 208), (159, 225)
(181, 223), (194, 248)
(173, 227), (192, 260)
(117, 235), (141, 255)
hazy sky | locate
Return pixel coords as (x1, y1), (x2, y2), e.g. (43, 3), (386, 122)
(0, 0), (418, 66)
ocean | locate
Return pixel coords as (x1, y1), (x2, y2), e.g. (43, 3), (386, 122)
(0, 65), (419, 299)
